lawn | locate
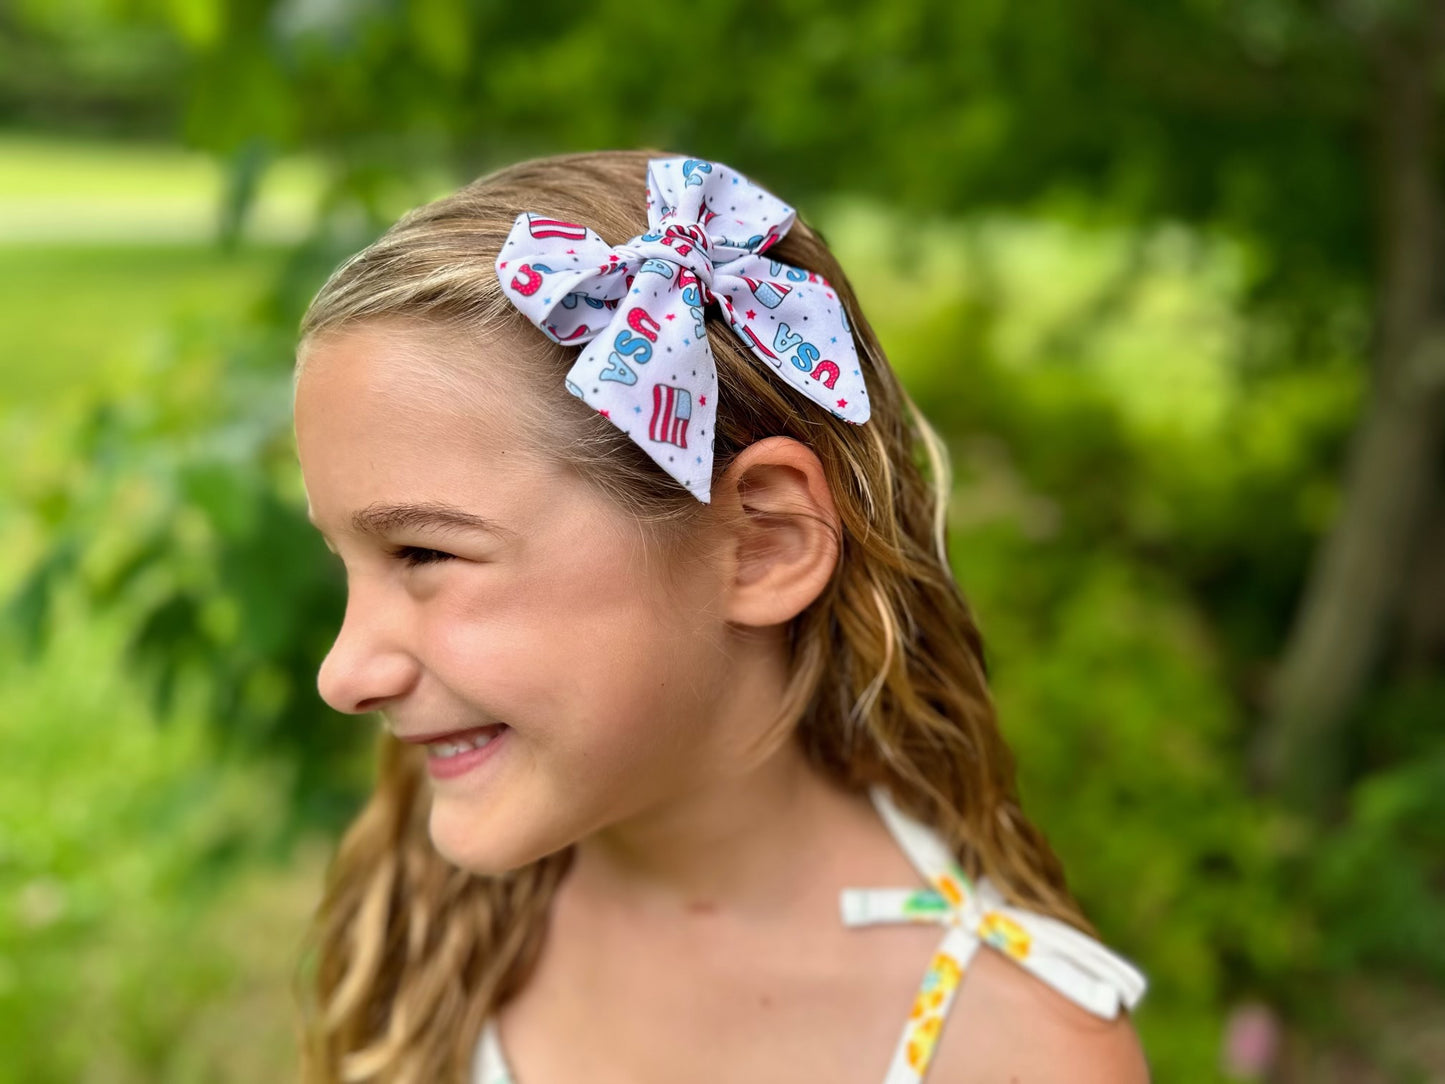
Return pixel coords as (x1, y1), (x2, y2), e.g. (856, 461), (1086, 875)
(1, 243), (285, 404)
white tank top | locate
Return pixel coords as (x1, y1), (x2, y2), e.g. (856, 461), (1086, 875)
(473, 786), (1146, 1083)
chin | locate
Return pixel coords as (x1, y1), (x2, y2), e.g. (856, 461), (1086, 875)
(426, 790), (568, 875)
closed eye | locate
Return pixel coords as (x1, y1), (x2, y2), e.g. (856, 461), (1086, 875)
(390, 545), (456, 567)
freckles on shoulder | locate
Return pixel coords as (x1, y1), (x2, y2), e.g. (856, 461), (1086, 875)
(930, 946), (1151, 1083)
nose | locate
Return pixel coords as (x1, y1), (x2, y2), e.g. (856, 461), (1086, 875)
(316, 586), (421, 715)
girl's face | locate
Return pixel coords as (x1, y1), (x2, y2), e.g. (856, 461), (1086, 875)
(294, 322), (767, 873)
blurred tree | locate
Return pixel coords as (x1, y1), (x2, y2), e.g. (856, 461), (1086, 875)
(10, 0), (1443, 810)
(1257, 9), (1445, 811)
(0, 1), (182, 134)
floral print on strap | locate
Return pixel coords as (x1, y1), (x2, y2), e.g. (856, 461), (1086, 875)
(839, 788), (1148, 1083)
(903, 939), (967, 1074)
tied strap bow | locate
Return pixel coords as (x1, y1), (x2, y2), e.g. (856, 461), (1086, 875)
(495, 156), (870, 502)
(840, 787), (1148, 1021)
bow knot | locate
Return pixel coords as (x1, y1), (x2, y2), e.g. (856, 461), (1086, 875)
(496, 156), (871, 503)
(620, 222), (716, 294)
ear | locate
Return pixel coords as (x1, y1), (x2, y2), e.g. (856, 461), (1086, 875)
(712, 437), (842, 628)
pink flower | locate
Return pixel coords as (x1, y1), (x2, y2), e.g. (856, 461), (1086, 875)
(1222, 1002), (1281, 1080)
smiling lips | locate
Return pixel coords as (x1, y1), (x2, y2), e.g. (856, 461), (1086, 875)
(395, 723), (509, 780)
(396, 723), (505, 748)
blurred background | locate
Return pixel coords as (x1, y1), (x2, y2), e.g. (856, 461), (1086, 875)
(3, 1), (1443, 1081)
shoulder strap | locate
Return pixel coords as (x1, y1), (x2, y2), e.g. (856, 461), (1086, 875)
(841, 786), (1147, 1082)
(843, 792), (1144, 1029)
(473, 1019), (514, 1084)
(868, 786), (979, 912)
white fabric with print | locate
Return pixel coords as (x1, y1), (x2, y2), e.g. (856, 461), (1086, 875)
(495, 156), (870, 503)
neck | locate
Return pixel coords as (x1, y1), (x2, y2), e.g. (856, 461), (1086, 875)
(563, 735), (873, 920)
(557, 628), (896, 922)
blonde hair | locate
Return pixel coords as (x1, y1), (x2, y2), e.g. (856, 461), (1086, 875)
(296, 150), (1089, 1083)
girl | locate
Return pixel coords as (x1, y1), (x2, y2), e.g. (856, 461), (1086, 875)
(293, 151), (1149, 1084)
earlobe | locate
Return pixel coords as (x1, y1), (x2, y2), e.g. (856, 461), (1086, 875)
(715, 438), (841, 628)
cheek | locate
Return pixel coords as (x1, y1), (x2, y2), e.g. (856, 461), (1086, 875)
(557, 615), (721, 744)
(423, 547), (727, 742)
(421, 527), (733, 872)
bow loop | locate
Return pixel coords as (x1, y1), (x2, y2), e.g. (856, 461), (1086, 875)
(644, 158), (794, 263)
(970, 888), (1149, 1017)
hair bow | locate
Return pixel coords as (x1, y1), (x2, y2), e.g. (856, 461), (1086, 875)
(495, 156), (870, 503)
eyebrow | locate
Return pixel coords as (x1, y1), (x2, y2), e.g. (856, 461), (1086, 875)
(347, 501), (514, 539)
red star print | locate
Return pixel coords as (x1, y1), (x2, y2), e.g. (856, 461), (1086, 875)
(566, 249), (576, 254)
(836, 398), (848, 408)
(666, 313), (676, 320)
(699, 395), (707, 405)
(599, 409), (610, 418)
(825, 292), (834, 300)
(499, 261), (508, 268)
(609, 254), (619, 262)
(746, 309), (756, 320)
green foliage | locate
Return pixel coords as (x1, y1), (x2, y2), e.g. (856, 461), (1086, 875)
(62, 0), (1379, 361)
(10, 307), (369, 827)
(1309, 679), (1445, 980)
(5, 0), (1445, 1075)
(847, 209), (1444, 1075)
(0, 597), (310, 1083)
(9, 0), (1385, 333)
(0, 222), (344, 1082)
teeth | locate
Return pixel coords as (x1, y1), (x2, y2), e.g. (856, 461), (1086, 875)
(426, 730), (497, 758)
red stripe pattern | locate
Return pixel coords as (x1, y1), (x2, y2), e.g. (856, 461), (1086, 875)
(527, 216), (589, 241)
(649, 383), (691, 448)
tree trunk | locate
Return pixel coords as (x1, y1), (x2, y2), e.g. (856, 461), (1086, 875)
(1253, 20), (1445, 811)
(1401, 473), (1445, 672)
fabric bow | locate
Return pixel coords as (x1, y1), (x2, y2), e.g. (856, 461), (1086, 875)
(495, 156), (870, 502)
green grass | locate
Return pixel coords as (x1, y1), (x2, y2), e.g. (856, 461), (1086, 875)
(0, 135), (301, 565)
(0, 131), (325, 209)
(0, 238), (289, 586)
(0, 135), (223, 199)
(0, 132), (310, 409)
(0, 133), (324, 242)
(0, 132), (323, 202)
(0, 242), (286, 405)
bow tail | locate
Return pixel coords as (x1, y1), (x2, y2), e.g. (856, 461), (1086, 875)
(715, 261), (870, 425)
(976, 904), (1149, 1019)
(564, 277), (719, 503)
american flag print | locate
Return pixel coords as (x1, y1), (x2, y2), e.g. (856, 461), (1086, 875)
(526, 216), (590, 241)
(649, 383), (691, 448)
(741, 275), (791, 310)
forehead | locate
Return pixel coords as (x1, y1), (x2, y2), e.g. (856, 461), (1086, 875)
(293, 322), (567, 528)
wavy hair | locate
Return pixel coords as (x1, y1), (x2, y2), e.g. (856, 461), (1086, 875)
(295, 150), (1089, 1083)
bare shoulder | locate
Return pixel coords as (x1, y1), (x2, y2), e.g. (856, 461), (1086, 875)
(930, 945), (1151, 1083)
